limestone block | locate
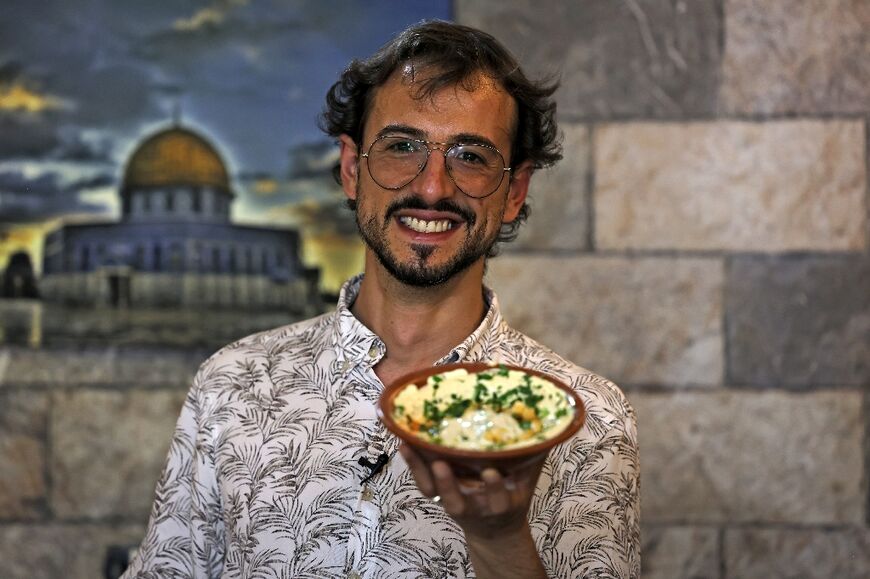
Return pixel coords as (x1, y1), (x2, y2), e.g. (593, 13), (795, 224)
(0, 523), (144, 579)
(635, 390), (865, 524)
(511, 124), (590, 251)
(50, 388), (186, 519)
(641, 525), (719, 579)
(0, 392), (48, 519)
(0, 346), (204, 387)
(727, 255), (870, 387)
(486, 256), (723, 386)
(456, 0), (721, 119)
(721, 0), (870, 114)
(594, 120), (867, 251)
(725, 528), (870, 579)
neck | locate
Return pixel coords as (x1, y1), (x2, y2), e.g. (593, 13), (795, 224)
(351, 252), (487, 386)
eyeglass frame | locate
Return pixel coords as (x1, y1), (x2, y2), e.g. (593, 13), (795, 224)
(359, 135), (513, 199)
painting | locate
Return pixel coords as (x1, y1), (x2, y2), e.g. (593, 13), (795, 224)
(0, 0), (451, 348)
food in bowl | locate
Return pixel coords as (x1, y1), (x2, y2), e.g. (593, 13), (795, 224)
(391, 365), (575, 451)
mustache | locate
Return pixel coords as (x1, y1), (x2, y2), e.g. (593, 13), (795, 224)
(384, 196), (476, 226)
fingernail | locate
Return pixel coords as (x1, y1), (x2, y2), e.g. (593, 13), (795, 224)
(481, 468), (500, 482)
(432, 461), (451, 479)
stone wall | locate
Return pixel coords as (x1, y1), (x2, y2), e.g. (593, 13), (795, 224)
(459, 0), (870, 577)
(0, 348), (204, 578)
(0, 2), (867, 578)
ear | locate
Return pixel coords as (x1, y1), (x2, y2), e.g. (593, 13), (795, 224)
(502, 161), (532, 223)
(338, 134), (360, 200)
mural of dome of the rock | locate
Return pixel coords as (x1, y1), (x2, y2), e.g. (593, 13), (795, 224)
(40, 123), (320, 310)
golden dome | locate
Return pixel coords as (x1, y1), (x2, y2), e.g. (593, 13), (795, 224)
(122, 126), (231, 192)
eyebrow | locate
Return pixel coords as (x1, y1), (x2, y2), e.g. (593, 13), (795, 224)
(375, 124), (502, 151)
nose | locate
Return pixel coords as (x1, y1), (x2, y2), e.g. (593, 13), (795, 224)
(413, 146), (458, 202)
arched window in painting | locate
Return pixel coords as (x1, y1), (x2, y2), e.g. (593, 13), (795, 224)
(169, 243), (183, 272)
(245, 246), (254, 274)
(228, 245), (237, 274)
(154, 244), (163, 272)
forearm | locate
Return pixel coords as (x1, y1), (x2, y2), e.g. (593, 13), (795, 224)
(466, 523), (547, 579)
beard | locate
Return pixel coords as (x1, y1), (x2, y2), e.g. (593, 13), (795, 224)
(354, 193), (501, 287)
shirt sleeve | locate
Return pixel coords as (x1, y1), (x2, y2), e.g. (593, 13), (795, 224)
(121, 372), (225, 579)
(530, 388), (641, 579)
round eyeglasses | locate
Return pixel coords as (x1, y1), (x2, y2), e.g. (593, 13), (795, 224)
(360, 135), (512, 199)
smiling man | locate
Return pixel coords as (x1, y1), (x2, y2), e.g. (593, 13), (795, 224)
(122, 21), (639, 579)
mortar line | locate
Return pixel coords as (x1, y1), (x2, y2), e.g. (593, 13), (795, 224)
(558, 111), (868, 124)
(864, 389), (870, 527)
(500, 247), (867, 259)
(586, 123), (596, 252)
(722, 255), (733, 388)
(863, 116), (870, 527)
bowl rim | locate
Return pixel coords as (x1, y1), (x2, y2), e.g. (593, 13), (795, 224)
(377, 362), (586, 461)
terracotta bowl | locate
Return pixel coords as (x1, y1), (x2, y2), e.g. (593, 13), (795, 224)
(378, 362), (586, 478)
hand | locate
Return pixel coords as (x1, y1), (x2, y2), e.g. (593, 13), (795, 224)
(398, 444), (545, 539)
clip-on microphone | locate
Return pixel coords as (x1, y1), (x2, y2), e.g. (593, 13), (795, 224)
(358, 452), (389, 483)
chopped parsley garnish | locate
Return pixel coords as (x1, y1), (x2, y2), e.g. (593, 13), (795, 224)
(423, 399), (442, 422)
(444, 398), (471, 418)
(473, 382), (489, 403)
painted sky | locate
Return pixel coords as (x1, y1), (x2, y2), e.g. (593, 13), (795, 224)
(0, 0), (450, 285)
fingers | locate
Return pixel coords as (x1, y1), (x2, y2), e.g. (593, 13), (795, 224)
(431, 461), (467, 516)
(397, 444), (436, 497)
(481, 468), (511, 514)
(399, 448), (547, 523)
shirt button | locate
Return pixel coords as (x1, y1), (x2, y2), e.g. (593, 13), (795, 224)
(347, 571), (361, 579)
(368, 345), (378, 358)
(361, 487), (374, 501)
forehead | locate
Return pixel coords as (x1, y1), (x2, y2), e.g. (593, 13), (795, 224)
(363, 70), (517, 149)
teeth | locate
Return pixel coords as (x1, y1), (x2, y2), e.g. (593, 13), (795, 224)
(399, 216), (454, 233)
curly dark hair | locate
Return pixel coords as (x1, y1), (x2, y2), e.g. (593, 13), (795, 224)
(319, 20), (561, 253)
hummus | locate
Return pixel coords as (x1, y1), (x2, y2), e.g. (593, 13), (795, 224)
(392, 366), (574, 451)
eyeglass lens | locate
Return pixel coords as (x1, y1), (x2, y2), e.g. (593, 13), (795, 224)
(366, 136), (506, 198)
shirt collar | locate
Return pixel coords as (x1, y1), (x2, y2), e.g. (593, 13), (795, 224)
(331, 274), (506, 371)
(332, 274), (383, 371)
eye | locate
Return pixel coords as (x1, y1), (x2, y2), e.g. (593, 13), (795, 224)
(450, 144), (495, 167)
(381, 137), (422, 154)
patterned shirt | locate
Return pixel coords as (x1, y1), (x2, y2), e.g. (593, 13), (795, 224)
(122, 276), (640, 579)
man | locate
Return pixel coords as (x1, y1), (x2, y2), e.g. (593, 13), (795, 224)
(122, 21), (639, 579)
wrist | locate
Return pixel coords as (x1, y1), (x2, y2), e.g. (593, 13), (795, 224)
(462, 519), (533, 548)
(465, 522), (546, 579)
(462, 516), (532, 543)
